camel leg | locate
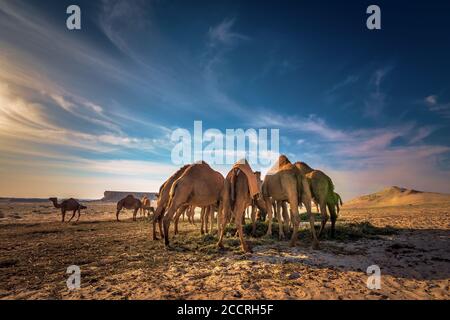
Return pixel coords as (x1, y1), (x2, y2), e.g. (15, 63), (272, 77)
(187, 209), (192, 224)
(281, 201), (290, 234)
(287, 192), (299, 247)
(275, 201), (285, 240)
(158, 216), (164, 237)
(234, 200), (250, 252)
(68, 210), (76, 222)
(205, 206), (210, 234)
(265, 198), (274, 237)
(152, 211), (161, 240)
(163, 194), (187, 247)
(116, 208), (121, 222)
(174, 205), (188, 235)
(303, 195), (319, 249)
(189, 206), (196, 225)
(61, 209), (66, 222)
(174, 208), (181, 235)
(209, 206), (215, 233)
(76, 208), (81, 222)
(317, 201), (329, 238)
(200, 207), (206, 235)
(216, 201), (227, 249)
(328, 203), (337, 238)
(251, 204), (257, 236)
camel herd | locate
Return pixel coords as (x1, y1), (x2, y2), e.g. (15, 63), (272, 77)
(49, 155), (343, 252)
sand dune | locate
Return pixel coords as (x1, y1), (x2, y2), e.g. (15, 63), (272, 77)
(345, 186), (450, 208)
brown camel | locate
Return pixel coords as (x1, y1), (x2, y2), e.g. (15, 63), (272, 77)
(140, 196), (151, 217)
(262, 155), (319, 249)
(295, 161), (342, 238)
(217, 161), (259, 252)
(163, 162), (225, 247)
(49, 197), (87, 222)
(116, 195), (142, 222)
(152, 165), (191, 240)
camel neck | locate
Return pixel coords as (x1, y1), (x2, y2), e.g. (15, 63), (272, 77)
(51, 200), (61, 208)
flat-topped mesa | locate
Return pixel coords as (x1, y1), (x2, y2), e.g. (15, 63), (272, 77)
(102, 191), (157, 202)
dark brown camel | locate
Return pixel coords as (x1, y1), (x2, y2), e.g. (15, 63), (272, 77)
(116, 195), (142, 221)
(49, 197), (87, 222)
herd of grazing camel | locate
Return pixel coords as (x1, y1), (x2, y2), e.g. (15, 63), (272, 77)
(49, 155), (343, 252)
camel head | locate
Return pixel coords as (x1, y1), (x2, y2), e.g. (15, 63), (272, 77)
(48, 197), (61, 208)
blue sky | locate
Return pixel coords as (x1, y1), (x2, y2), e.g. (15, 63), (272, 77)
(0, 0), (449, 199)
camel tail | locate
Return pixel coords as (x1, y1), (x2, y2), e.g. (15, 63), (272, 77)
(336, 193), (343, 206)
(230, 169), (237, 204)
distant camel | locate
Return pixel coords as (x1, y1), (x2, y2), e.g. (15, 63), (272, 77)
(140, 196), (154, 217)
(163, 162), (225, 247)
(262, 155), (319, 249)
(152, 165), (191, 240)
(49, 197), (87, 222)
(116, 195), (142, 222)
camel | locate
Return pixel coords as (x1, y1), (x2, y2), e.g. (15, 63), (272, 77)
(162, 162), (225, 247)
(49, 197), (87, 222)
(294, 161), (342, 238)
(217, 160), (260, 252)
(116, 195), (142, 222)
(152, 165), (191, 240)
(262, 155), (319, 249)
(140, 196), (152, 217)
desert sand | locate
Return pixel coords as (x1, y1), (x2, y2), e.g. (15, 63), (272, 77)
(0, 197), (449, 300)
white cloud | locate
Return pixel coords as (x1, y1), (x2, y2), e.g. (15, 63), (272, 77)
(424, 94), (450, 119)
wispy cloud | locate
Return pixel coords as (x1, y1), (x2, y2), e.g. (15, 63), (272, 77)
(326, 75), (359, 95)
(253, 110), (450, 199)
(208, 18), (249, 47)
(424, 94), (450, 119)
(364, 66), (393, 118)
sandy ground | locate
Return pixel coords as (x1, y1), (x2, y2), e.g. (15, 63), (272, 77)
(0, 201), (449, 300)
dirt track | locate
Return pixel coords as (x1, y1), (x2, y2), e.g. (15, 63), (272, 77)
(0, 202), (449, 299)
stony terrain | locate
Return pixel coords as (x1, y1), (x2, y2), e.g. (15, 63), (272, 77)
(0, 200), (449, 300)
